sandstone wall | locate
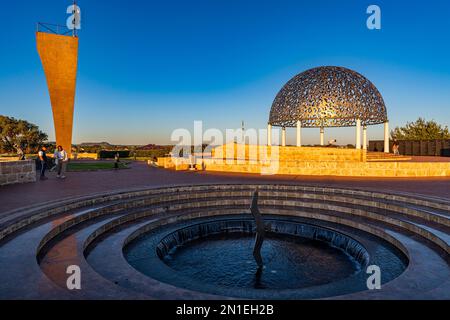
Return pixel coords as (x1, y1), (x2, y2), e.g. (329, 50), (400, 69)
(0, 160), (36, 186)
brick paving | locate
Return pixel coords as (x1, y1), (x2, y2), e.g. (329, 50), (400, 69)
(1, 161), (449, 214)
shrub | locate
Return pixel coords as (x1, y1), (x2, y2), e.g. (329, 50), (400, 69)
(97, 150), (130, 159)
(134, 149), (170, 159)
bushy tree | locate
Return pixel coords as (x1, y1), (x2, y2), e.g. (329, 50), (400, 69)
(391, 118), (450, 140)
(0, 115), (48, 153)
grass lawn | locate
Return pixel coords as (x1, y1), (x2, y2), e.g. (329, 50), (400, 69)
(67, 162), (129, 171)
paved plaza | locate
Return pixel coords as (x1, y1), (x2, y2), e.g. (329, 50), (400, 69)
(2, 161), (450, 215)
(0, 164), (449, 300)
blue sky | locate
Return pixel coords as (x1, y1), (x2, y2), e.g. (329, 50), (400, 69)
(0, 0), (449, 145)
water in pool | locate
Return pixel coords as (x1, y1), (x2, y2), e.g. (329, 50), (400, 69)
(158, 232), (360, 290)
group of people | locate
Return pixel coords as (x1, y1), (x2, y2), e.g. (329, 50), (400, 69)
(38, 145), (69, 180)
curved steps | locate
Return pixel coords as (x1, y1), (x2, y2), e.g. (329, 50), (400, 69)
(0, 184), (449, 299)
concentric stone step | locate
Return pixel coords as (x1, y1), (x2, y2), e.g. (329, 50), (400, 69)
(0, 184), (449, 299)
(84, 207), (449, 299)
(366, 152), (412, 162)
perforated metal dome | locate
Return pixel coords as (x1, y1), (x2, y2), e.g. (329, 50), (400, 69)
(269, 66), (387, 128)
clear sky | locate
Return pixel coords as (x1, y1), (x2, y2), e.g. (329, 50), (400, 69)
(0, 0), (449, 145)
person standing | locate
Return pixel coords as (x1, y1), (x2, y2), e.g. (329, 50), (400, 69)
(38, 146), (48, 180)
(53, 147), (60, 172)
(114, 152), (120, 169)
(16, 145), (25, 161)
(393, 140), (400, 156)
(56, 145), (69, 179)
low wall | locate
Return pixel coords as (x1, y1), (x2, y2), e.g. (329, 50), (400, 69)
(201, 159), (450, 177)
(0, 160), (36, 186)
(156, 144), (450, 177)
(370, 140), (450, 156)
(212, 144), (366, 162)
(72, 153), (98, 160)
(156, 157), (192, 171)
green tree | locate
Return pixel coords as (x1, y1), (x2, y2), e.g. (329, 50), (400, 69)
(0, 115), (48, 153)
(391, 118), (450, 140)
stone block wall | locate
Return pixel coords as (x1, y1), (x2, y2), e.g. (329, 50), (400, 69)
(200, 158), (450, 177)
(0, 160), (36, 186)
(72, 153), (98, 160)
(212, 144), (366, 162)
(156, 145), (450, 176)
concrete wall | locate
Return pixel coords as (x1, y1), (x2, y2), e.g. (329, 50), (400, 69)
(0, 160), (36, 186)
(37, 32), (78, 156)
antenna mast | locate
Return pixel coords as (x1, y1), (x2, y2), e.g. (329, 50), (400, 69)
(72, 0), (77, 37)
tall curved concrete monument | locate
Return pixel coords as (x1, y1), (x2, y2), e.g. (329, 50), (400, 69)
(37, 31), (78, 155)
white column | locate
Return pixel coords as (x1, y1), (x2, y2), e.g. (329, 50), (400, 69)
(384, 121), (390, 153)
(296, 121), (302, 147)
(356, 119), (361, 149)
(281, 127), (286, 147)
(362, 126), (367, 150)
(267, 124), (272, 146)
(320, 127), (324, 146)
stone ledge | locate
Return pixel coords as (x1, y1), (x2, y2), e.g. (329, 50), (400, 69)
(20, 185), (450, 260)
(201, 160), (450, 177)
(3, 184), (450, 245)
(0, 160), (36, 186)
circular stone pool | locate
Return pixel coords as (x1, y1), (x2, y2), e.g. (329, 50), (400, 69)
(161, 233), (362, 290)
(124, 215), (408, 299)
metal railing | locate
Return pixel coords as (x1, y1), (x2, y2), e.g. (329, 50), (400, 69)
(36, 22), (75, 36)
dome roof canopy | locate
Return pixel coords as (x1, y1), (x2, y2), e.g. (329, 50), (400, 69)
(269, 66), (387, 128)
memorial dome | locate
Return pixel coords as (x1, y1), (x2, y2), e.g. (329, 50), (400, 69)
(269, 66), (387, 128)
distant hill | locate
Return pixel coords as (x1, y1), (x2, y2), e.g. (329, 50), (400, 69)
(76, 142), (173, 151)
(78, 142), (113, 147)
(137, 144), (172, 151)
